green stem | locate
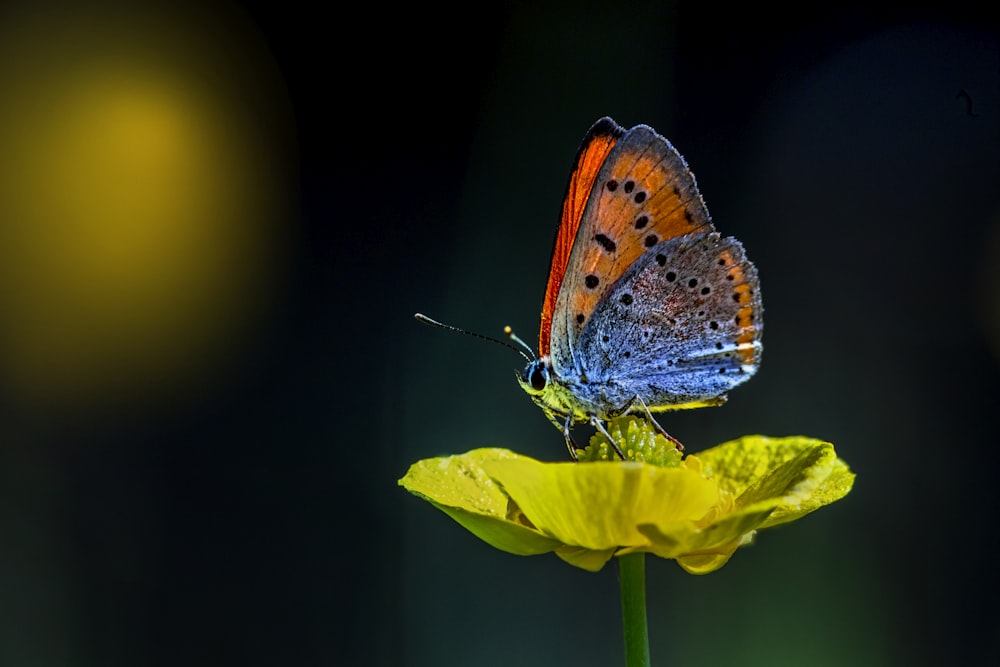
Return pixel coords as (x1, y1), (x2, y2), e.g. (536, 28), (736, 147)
(619, 552), (651, 667)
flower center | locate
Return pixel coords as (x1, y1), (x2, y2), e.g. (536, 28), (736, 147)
(577, 416), (684, 466)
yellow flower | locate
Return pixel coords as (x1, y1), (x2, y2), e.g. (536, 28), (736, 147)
(399, 417), (854, 574)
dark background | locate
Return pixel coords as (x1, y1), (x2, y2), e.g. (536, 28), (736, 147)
(1, 2), (999, 665)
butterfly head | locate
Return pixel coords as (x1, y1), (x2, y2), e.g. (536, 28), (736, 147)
(517, 356), (561, 422)
(516, 355), (583, 424)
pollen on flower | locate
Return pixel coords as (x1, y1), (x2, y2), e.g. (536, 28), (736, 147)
(577, 416), (684, 465)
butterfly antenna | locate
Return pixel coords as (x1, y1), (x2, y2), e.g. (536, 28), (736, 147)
(414, 313), (534, 363)
(502, 326), (536, 361)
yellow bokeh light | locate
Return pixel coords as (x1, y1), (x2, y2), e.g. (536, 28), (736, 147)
(0, 2), (295, 412)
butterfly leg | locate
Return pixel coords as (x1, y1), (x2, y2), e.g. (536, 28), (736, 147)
(630, 395), (684, 451)
(550, 411), (580, 461)
(590, 416), (626, 460)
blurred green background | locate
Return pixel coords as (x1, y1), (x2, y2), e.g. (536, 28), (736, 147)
(1, 1), (998, 665)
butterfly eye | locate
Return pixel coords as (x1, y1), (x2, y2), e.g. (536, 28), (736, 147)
(531, 365), (548, 391)
(522, 361), (548, 392)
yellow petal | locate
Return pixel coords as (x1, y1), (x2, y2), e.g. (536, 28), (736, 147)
(695, 435), (855, 525)
(431, 503), (563, 556)
(483, 458), (720, 550)
(637, 500), (771, 559)
(398, 449), (563, 556)
(674, 539), (743, 574)
(555, 545), (618, 572)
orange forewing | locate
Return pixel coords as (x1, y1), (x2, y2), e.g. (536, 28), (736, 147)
(558, 125), (715, 346)
(538, 118), (623, 357)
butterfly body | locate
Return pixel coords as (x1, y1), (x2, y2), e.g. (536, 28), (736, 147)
(519, 118), (763, 448)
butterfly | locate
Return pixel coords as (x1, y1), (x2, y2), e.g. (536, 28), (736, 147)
(418, 117), (762, 459)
